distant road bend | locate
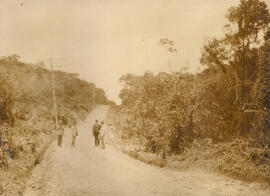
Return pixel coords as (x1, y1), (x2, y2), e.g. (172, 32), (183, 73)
(23, 105), (270, 196)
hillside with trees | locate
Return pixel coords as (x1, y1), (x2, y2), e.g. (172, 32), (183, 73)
(113, 0), (270, 182)
(0, 55), (112, 195)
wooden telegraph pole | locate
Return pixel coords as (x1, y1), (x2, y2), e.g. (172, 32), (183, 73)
(92, 75), (95, 110)
(50, 58), (58, 128)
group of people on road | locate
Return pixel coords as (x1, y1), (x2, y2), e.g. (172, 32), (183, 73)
(56, 119), (78, 148)
(55, 119), (112, 150)
(92, 120), (107, 150)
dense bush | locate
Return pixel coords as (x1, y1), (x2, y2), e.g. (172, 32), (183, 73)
(0, 55), (112, 158)
(0, 73), (19, 126)
(118, 0), (270, 159)
(0, 55), (112, 195)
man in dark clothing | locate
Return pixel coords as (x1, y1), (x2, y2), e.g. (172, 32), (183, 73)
(92, 120), (101, 147)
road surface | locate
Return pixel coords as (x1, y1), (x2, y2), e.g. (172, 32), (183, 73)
(23, 105), (270, 196)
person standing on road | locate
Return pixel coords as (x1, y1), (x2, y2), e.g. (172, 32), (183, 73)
(107, 123), (115, 145)
(57, 120), (64, 147)
(99, 121), (106, 149)
(92, 120), (101, 147)
(71, 121), (78, 147)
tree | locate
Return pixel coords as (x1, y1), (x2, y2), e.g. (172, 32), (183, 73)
(251, 39), (270, 138)
(118, 0), (270, 158)
(200, 0), (270, 136)
(157, 38), (177, 72)
(0, 55), (20, 64)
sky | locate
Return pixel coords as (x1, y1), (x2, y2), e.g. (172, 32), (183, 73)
(1, 0), (270, 104)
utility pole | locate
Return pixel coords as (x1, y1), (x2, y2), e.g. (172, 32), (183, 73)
(92, 83), (96, 109)
(50, 58), (58, 128)
(92, 74), (96, 110)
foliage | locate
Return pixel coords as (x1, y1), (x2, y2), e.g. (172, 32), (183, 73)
(0, 56), (112, 122)
(119, 72), (197, 156)
(0, 73), (19, 126)
(174, 138), (270, 182)
(200, 0), (270, 138)
(118, 0), (270, 161)
(0, 55), (112, 195)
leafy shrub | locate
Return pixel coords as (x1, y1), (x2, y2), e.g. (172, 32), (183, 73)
(118, 0), (270, 158)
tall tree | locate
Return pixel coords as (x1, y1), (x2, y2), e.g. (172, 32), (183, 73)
(200, 0), (270, 136)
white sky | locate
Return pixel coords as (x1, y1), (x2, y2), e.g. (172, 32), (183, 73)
(1, 0), (269, 104)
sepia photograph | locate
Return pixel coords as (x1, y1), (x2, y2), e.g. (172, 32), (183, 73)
(0, 0), (270, 195)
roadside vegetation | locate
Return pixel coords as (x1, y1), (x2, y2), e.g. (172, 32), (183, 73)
(0, 55), (112, 195)
(110, 0), (270, 184)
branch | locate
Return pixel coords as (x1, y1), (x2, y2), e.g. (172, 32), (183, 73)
(233, 71), (239, 104)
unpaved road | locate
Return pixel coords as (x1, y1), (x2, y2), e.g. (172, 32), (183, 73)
(23, 105), (270, 196)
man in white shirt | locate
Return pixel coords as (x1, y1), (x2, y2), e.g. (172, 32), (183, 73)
(71, 121), (78, 147)
(99, 121), (106, 149)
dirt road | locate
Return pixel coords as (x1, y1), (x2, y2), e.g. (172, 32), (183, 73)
(23, 105), (269, 196)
